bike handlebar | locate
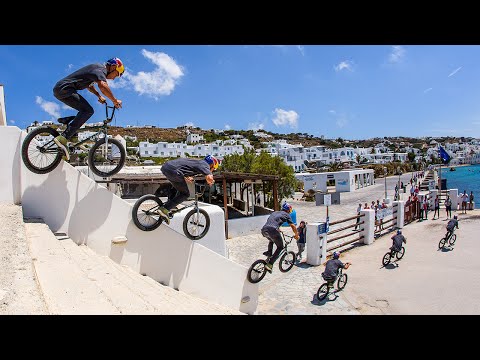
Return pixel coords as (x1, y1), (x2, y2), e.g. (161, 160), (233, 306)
(104, 104), (117, 124)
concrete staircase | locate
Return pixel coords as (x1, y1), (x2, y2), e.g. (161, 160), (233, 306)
(26, 220), (243, 315)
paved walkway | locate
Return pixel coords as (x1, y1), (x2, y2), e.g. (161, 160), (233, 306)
(227, 172), (480, 314)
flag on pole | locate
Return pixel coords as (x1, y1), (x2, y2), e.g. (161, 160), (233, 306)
(438, 145), (451, 164)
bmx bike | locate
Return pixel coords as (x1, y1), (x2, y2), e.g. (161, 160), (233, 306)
(382, 246), (405, 267)
(316, 267), (348, 301)
(132, 181), (211, 240)
(246, 232), (296, 284)
(22, 103), (126, 178)
(438, 231), (456, 249)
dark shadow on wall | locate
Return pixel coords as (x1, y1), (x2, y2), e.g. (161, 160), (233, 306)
(111, 219), (195, 290)
(21, 168), (70, 232)
(67, 171), (114, 245)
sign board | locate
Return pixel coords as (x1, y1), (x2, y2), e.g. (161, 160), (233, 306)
(324, 194), (331, 206)
(318, 222), (328, 234)
(327, 174), (334, 179)
(376, 207), (393, 220)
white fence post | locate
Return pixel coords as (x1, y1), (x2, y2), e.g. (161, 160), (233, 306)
(306, 222), (327, 266)
(449, 189), (458, 211)
(360, 209), (375, 245)
(393, 200), (405, 229)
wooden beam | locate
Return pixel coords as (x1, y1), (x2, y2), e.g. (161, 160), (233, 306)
(273, 179), (279, 211)
(223, 177), (228, 239)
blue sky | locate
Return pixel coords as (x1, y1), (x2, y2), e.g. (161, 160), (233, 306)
(1, 45), (480, 139)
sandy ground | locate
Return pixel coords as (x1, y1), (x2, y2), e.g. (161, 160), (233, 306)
(0, 203), (47, 314)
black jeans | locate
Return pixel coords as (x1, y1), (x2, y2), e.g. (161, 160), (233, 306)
(54, 92), (94, 139)
(261, 227), (284, 266)
(161, 163), (190, 211)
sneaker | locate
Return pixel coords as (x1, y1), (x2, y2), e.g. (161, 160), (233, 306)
(157, 206), (171, 225)
(54, 135), (70, 161)
(265, 263), (273, 273)
(263, 251), (272, 257)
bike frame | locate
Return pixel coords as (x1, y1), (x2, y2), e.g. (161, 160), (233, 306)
(266, 232), (294, 261)
(40, 104), (116, 152)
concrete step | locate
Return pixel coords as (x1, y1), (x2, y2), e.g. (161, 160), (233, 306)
(77, 244), (243, 314)
(58, 237), (157, 314)
(26, 221), (120, 314)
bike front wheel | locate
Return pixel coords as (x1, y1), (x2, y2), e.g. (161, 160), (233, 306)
(382, 252), (391, 267)
(183, 208), (210, 240)
(21, 126), (63, 174)
(449, 234), (457, 246)
(317, 283), (329, 301)
(132, 195), (164, 231)
(279, 251), (296, 272)
(438, 238), (447, 249)
(396, 246), (405, 260)
(337, 273), (348, 290)
(247, 259), (267, 284)
(88, 137), (126, 177)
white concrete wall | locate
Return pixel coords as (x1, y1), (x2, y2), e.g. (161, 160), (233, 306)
(227, 215), (270, 238)
(0, 85), (6, 126)
(0, 127), (22, 204)
(7, 127), (258, 314)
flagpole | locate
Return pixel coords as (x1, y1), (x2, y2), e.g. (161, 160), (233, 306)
(438, 144), (442, 192)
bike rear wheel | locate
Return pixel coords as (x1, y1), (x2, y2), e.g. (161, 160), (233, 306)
(183, 208), (210, 240)
(337, 273), (348, 290)
(21, 126), (63, 174)
(279, 251), (296, 272)
(438, 237), (447, 249)
(449, 234), (457, 246)
(132, 195), (164, 231)
(317, 283), (329, 301)
(382, 252), (391, 266)
(396, 246), (405, 260)
(247, 259), (267, 283)
(88, 137), (126, 177)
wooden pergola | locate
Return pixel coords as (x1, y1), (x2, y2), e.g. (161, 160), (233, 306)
(213, 172), (280, 238)
(106, 171), (281, 239)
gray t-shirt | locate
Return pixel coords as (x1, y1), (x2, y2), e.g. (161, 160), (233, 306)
(53, 63), (108, 99)
(323, 259), (344, 279)
(163, 158), (211, 177)
(391, 234), (405, 251)
(262, 211), (293, 231)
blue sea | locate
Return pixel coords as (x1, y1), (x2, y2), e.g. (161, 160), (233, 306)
(440, 164), (480, 209)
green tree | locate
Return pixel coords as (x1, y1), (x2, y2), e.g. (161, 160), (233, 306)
(407, 151), (416, 163)
(221, 149), (297, 208)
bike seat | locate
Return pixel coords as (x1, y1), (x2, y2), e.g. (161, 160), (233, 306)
(58, 116), (75, 125)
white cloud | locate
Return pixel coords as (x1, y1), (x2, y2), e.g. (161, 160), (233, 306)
(272, 108), (299, 129)
(185, 122), (195, 127)
(472, 121), (480, 125)
(296, 46), (305, 56)
(423, 87), (433, 93)
(61, 104), (72, 110)
(224, 124), (231, 130)
(115, 49), (185, 100)
(448, 66), (462, 77)
(8, 119), (15, 124)
(35, 96), (61, 119)
(248, 122), (265, 131)
(334, 60), (354, 72)
(67, 64), (74, 70)
(388, 46), (406, 63)
(329, 110), (350, 128)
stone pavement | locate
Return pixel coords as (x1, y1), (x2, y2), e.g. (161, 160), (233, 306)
(226, 172), (480, 315)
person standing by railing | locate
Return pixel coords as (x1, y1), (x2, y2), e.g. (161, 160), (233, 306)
(433, 195), (440, 220)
